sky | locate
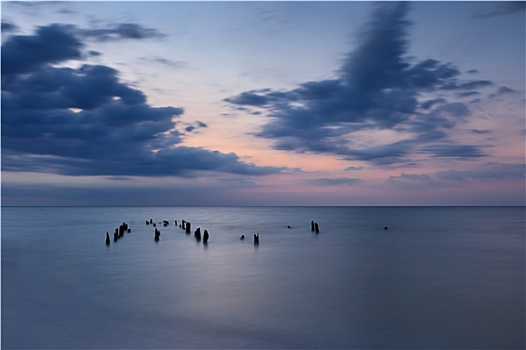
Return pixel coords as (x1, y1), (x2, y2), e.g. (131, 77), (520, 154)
(1, 0), (525, 206)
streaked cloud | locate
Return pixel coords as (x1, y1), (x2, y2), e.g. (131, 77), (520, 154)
(436, 163), (525, 181)
(310, 177), (361, 187)
(79, 23), (167, 42)
(472, 2), (526, 19)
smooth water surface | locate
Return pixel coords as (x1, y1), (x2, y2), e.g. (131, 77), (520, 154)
(2, 206), (525, 349)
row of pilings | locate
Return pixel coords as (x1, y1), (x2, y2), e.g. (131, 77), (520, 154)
(146, 218), (211, 244)
(105, 222), (131, 245)
(107, 218), (322, 245)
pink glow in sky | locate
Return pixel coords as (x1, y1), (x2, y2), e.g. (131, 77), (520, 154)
(1, 1), (524, 206)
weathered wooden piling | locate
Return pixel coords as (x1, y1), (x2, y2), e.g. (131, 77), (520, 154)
(186, 222), (191, 234)
(240, 235), (245, 240)
(203, 230), (209, 244)
(315, 223), (319, 233)
(195, 227), (201, 241)
(154, 227), (161, 241)
(254, 233), (260, 245)
(118, 223), (128, 237)
(311, 221), (315, 231)
(106, 232), (110, 245)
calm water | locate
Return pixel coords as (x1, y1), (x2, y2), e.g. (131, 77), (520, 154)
(2, 206), (525, 349)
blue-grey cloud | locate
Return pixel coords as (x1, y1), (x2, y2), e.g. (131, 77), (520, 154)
(421, 144), (486, 158)
(470, 129), (491, 135)
(1, 20), (18, 33)
(184, 121), (208, 133)
(1, 22), (166, 82)
(345, 166), (365, 171)
(489, 86), (517, 98)
(140, 56), (187, 69)
(225, 2), (495, 165)
(1, 23), (286, 177)
(472, 2), (526, 19)
(436, 163), (525, 181)
(385, 172), (442, 190)
(79, 23), (167, 42)
(2, 24), (82, 79)
(386, 163), (524, 192)
(310, 177), (361, 187)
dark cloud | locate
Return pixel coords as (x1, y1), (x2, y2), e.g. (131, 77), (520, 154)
(472, 2), (526, 19)
(224, 90), (274, 107)
(421, 144), (486, 158)
(345, 166), (364, 171)
(456, 91), (480, 98)
(421, 98), (446, 109)
(1, 23), (286, 178)
(489, 86), (517, 98)
(140, 57), (187, 69)
(1, 24), (82, 79)
(435, 102), (470, 117)
(310, 177), (361, 187)
(1, 20), (18, 33)
(79, 23), (167, 42)
(1, 22), (166, 83)
(470, 129), (491, 135)
(225, 2), (493, 165)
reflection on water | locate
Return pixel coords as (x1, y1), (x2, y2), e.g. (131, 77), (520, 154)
(2, 206), (525, 349)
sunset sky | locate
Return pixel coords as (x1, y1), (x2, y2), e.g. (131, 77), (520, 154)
(1, 1), (525, 206)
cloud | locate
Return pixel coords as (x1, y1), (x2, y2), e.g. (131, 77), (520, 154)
(470, 129), (491, 135)
(1, 22), (166, 82)
(310, 177), (361, 187)
(1, 23), (286, 178)
(185, 121), (208, 133)
(386, 163), (524, 192)
(1, 20), (18, 33)
(140, 56), (187, 69)
(472, 2), (526, 19)
(421, 144), (486, 158)
(436, 163), (525, 181)
(225, 2), (494, 165)
(1, 24), (82, 79)
(79, 23), (167, 41)
(345, 166), (364, 171)
(489, 86), (517, 98)
(385, 172), (441, 190)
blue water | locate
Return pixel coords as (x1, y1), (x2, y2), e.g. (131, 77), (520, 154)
(2, 206), (525, 349)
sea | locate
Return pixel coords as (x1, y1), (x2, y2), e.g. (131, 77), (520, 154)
(2, 206), (525, 349)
